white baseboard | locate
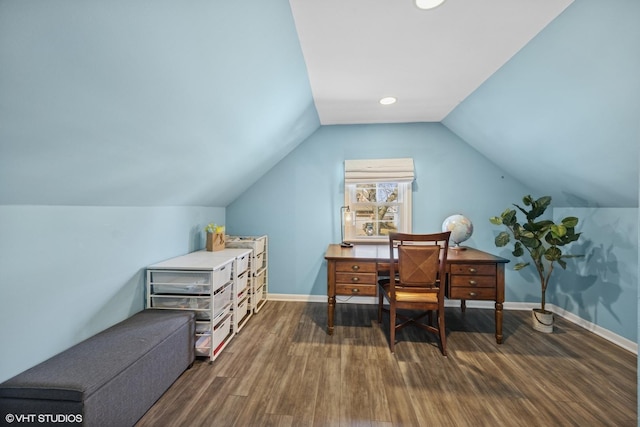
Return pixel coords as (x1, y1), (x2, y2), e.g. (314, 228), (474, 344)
(267, 294), (637, 354)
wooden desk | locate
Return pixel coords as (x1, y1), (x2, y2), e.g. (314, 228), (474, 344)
(324, 244), (509, 344)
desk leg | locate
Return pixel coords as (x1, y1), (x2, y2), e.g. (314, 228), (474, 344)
(460, 299), (466, 312)
(495, 263), (505, 344)
(328, 295), (335, 335)
(495, 302), (503, 344)
(327, 260), (336, 335)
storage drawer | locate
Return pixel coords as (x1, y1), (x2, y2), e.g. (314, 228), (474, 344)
(149, 271), (211, 294)
(213, 314), (232, 354)
(235, 254), (250, 275)
(336, 283), (377, 296)
(450, 275), (496, 288)
(213, 282), (233, 316)
(212, 262), (233, 289)
(255, 252), (265, 271)
(336, 272), (376, 285)
(150, 295), (210, 312)
(254, 282), (265, 304)
(236, 294), (250, 318)
(236, 271), (249, 295)
(255, 268), (266, 288)
(449, 263), (496, 276)
(226, 236), (266, 255)
(448, 286), (496, 300)
(335, 261), (377, 273)
(195, 314), (232, 357)
(196, 321), (211, 334)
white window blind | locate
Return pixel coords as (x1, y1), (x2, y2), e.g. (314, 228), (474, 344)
(344, 158), (415, 184)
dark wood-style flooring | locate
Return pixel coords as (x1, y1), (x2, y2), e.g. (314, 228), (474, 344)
(136, 301), (637, 426)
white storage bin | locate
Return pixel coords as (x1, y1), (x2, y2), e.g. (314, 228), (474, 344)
(150, 271), (211, 294)
(255, 269), (266, 289)
(150, 295), (210, 311)
(213, 282), (232, 315)
(235, 254), (250, 275)
(212, 262), (233, 289)
(195, 321), (211, 334)
(255, 284), (264, 305)
(255, 252), (265, 271)
(195, 333), (211, 357)
(226, 235), (266, 255)
(237, 296), (249, 319)
(212, 314), (232, 354)
(236, 271), (249, 295)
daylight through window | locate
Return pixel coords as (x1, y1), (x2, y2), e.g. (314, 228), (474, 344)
(344, 159), (414, 243)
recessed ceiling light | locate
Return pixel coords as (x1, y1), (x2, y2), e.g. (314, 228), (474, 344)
(379, 97), (397, 105)
(415, 0), (446, 10)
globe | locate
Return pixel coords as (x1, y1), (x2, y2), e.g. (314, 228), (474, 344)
(442, 214), (473, 249)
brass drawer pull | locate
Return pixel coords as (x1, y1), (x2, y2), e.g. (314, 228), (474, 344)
(351, 265), (360, 271)
(469, 292), (477, 297)
(351, 288), (360, 293)
(469, 280), (477, 285)
(351, 277), (360, 282)
(468, 268), (477, 273)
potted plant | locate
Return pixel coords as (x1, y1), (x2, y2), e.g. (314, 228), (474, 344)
(489, 195), (583, 333)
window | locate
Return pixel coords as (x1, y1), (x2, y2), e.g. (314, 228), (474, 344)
(344, 158), (414, 243)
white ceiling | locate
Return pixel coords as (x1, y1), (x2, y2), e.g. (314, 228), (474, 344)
(289, 0), (574, 124)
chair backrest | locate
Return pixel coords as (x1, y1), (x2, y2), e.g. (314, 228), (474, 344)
(388, 231), (451, 291)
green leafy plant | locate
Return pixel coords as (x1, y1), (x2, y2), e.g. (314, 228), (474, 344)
(489, 195), (583, 312)
(204, 223), (225, 234)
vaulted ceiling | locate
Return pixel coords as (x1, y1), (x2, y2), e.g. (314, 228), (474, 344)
(0, 0), (638, 208)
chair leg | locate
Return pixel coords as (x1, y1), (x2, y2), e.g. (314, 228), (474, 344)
(438, 309), (447, 356)
(377, 292), (383, 323)
(389, 305), (396, 353)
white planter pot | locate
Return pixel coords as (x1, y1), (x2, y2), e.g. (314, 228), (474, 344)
(531, 309), (553, 333)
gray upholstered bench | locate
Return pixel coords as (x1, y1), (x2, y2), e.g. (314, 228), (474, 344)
(0, 309), (194, 426)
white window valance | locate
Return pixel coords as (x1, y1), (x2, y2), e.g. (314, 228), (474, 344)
(344, 158), (415, 183)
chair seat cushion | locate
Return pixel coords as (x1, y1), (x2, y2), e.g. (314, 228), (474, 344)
(381, 283), (438, 303)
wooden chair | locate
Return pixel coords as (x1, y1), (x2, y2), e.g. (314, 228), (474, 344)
(377, 231), (451, 355)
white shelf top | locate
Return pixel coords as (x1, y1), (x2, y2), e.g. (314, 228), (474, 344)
(199, 248), (253, 259)
(148, 251), (236, 271)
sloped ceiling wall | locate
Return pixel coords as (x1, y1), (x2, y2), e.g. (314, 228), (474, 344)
(0, 0), (318, 207)
(0, 0), (638, 208)
(443, 0), (640, 208)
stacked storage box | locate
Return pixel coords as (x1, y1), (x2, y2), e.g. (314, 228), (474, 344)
(207, 248), (253, 333)
(146, 251), (235, 363)
(226, 235), (268, 313)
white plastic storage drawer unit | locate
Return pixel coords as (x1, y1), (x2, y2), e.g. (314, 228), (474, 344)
(206, 247), (254, 332)
(226, 235), (269, 313)
(146, 250), (237, 362)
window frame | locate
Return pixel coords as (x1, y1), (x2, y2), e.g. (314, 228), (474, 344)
(343, 180), (412, 244)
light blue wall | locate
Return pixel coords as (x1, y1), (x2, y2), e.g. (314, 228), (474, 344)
(0, 205), (223, 382)
(549, 208), (638, 342)
(227, 122), (534, 298)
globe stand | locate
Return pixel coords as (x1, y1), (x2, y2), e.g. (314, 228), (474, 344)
(451, 243), (467, 251)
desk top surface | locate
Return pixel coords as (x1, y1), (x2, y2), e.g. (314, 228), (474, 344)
(324, 243), (509, 264)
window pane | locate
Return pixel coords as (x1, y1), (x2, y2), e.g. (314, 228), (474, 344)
(377, 183), (398, 203)
(355, 184), (376, 202)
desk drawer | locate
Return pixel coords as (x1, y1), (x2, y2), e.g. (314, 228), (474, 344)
(335, 272), (376, 285)
(450, 263), (496, 276)
(449, 286), (496, 300)
(336, 283), (377, 296)
(336, 261), (377, 273)
(450, 275), (495, 288)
